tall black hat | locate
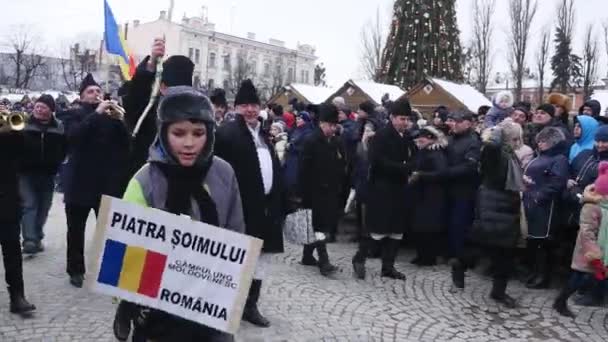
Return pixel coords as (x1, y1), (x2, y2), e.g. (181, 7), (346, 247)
(161, 56), (194, 87)
(390, 98), (412, 117)
(79, 73), (100, 95)
(318, 103), (339, 124)
(234, 79), (260, 105)
(210, 88), (227, 107)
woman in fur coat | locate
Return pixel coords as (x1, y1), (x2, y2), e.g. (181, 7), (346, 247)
(523, 127), (569, 289)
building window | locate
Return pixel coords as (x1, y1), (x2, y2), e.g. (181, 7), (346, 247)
(287, 68), (294, 83)
(195, 49), (200, 64)
(223, 79), (230, 91)
(223, 54), (231, 71)
(300, 70), (305, 83)
(209, 52), (216, 68)
(263, 62), (270, 76)
(250, 60), (257, 75)
(188, 48), (194, 60)
(305, 70), (310, 83)
(208, 79), (215, 90)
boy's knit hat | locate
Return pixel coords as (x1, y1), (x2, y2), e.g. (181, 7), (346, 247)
(594, 162), (608, 196)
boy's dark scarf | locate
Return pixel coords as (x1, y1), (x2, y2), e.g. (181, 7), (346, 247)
(152, 161), (219, 226)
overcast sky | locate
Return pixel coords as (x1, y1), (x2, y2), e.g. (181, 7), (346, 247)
(1, 0), (607, 87)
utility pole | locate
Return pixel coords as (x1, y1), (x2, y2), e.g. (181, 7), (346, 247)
(168, 0), (175, 22)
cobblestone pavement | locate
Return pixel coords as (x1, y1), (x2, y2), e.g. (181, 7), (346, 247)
(0, 194), (607, 341)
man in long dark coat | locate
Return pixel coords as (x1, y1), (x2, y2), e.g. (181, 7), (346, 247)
(215, 79), (285, 327)
(298, 103), (345, 276)
(57, 74), (130, 288)
(352, 98), (417, 280)
(0, 120), (36, 315)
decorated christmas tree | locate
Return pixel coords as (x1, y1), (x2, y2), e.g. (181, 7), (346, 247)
(379, 0), (463, 90)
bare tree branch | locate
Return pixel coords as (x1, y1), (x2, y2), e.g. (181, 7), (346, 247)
(472, 0), (495, 94)
(4, 24), (42, 89)
(536, 25), (551, 103)
(508, 0), (537, 101)
(360, 6), (386, 81)
(582, 24), (599, 100)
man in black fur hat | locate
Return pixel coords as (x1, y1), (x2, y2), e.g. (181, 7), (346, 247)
(215, 79), (285, 328)
(57, 73), (130, 288)
(298, 103), (345, 276)
(209, 88), (228, 125)
(352, 97), (417, 281)
(122, 37), (195, 178)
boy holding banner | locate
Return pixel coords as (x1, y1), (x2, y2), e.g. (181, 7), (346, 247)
(120, 86), (245, 341)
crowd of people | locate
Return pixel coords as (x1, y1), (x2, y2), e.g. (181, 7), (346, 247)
(1, 36), (608, 341)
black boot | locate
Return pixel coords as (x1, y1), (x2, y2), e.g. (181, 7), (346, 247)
(553, 286), (576, 318)
(8, 288), (35, 315)
(352, 237), (370, 280)
(490, 278), (517, 308)
(316, 242), (338, 277)
(70, 274), (84, 288)
(526, 247), (551, 289)
(381, 239), (406, 280)
(301, 244), (318, 266)
(113, 301), (133, 341)
(451, 259), (465, 289)
(243, 280), (270, 327)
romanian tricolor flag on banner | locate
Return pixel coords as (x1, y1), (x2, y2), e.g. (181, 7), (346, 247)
(97, 239), (167, 298)
(103, 0), (136, 80)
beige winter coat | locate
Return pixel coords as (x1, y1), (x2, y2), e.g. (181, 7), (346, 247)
(571, 186), (605, 273)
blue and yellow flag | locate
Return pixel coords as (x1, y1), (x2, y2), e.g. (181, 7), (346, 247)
(104, 0), (136, 80)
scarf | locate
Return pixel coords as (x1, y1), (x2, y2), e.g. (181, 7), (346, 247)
(152, 161), (219, 227)
(504, 146), (525, 192)
(599, 201), (608, 266)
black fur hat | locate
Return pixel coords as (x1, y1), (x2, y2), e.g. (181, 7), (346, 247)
(234, 79), (260, 105)
(390, 98), (412, 117)
(209, 88), (227, 108)
(79, 73), (100, 95)
(161, 56), (194, 87)
(318, 103), (339, 124)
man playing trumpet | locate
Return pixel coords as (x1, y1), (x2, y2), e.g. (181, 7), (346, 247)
(57, 73), (130, 288)
(0, 109), (37, 316)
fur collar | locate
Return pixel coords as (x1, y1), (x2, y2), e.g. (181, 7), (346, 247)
(583, 185), (604, 204)
(422, 126), (448, 150)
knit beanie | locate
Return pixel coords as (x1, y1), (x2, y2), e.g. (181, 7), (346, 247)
(595, 125), (608, 142)
(536, 104), (555, 117)
(359, 100), (375, 115)
(298, 111), (312, 123)
(271, 121), (286, 134)
(36, 94), (56, 112)
(594, 162), (608, 196)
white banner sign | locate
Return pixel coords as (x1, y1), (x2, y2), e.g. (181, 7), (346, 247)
(86, 195), (263, 334)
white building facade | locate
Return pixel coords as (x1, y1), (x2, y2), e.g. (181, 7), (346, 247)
(125, 9), (317, 100)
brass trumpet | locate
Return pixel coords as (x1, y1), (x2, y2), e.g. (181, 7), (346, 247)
(0, 110), (26, 131)
(97, 96), (126, 120)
